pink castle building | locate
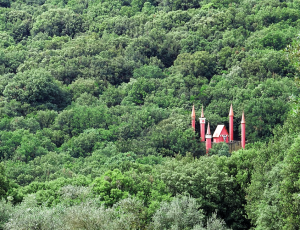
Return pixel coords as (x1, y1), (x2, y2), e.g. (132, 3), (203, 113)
(191, 104), (246, 154)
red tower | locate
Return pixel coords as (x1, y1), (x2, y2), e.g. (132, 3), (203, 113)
(191, 105), (196, 131)
(241, 111), (246, 149)
(206, 122), (212, 155)
(199, 106), (206, 142)
(229, 104), (234, 142)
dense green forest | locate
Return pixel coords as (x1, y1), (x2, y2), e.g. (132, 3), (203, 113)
(1, 0), (300, 228)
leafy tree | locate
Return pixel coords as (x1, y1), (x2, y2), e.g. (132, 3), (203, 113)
(173, 51), (216, 80)
(0, 0), (300, 228)
(0, 0), (10, 7)
(3, 69), (70, 110)
(158, 156), (249, 229)
(0, 32), (14, 48)
(193, 212), (231, 230)
(31, 9), (85, 37)
(0, 198), (13, 229)
(53, 104), (110, 137)
(133, 65), (166, 79)
(69, 78), (104, 100)
(10, 116), (40, 133)
(92, 169), (134, 206)
(92, 165), (171, 214)
(150, 196), (204, 230)
(210, 143), (231, 157)
(0, 164), (9, 199)
(35, 110), (58, 129)
(126, 78), (157, 105)
(143, 114), (205, 157)
(280, 136), (300, 229)
(5, 10), (32, 41)
(60, 129), (102, 158)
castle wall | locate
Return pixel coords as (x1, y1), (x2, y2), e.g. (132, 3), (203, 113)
(228, 141), (242, 153)
(210, 141), (242, 153)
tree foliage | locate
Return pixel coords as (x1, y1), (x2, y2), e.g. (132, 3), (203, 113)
(1, 0), (300, 228)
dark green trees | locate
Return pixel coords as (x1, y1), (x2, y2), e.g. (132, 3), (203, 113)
(31, 9), (84, 37)
(1, 0), (300, 228)
(3, 69), (70, 111)
(0, 164), (9, 198)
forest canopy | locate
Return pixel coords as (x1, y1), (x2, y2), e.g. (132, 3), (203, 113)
(1, 0), (300, 229)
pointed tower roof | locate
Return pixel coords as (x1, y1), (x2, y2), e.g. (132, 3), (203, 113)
(201, 106), (204, 118)
(206, 122), (211, 135)
(229, 104), (234, 117)
(191, 105), (196, 118)
(241, 111), (245, 124)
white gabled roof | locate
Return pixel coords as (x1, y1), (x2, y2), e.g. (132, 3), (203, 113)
(213, 125), (225, 138)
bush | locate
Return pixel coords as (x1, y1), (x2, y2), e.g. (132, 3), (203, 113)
(150, 196), (204, 230)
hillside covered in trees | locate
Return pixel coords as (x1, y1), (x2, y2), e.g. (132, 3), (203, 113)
(1, 0), (300, 229)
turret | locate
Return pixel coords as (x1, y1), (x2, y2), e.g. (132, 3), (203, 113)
(241, 111), (246, 149)
(229, 104), (234, 142)
(205, 122), (212, 155)
(191, 105), (196, 131)
(199, 106), (206, 142)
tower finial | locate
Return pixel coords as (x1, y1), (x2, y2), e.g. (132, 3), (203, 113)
(201, 105), (204, 118)
(191, 105), (196, 118)
(241, 111), (245, 123)
(229, 104), (234, 117)
(207, 122), (211, 135)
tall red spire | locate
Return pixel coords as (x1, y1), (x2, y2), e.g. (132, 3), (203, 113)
(206, 122), (211, 135)
(199, 105), (206, 142)
(191, 105), (196, 118)
(229, 104), (234, 116)
(241, 111), (246, 149)
(205, 122), (212, 155)
(191, 105), (196, 131)
(241, 111), (245, 124)
(229, 104), (234, 142)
